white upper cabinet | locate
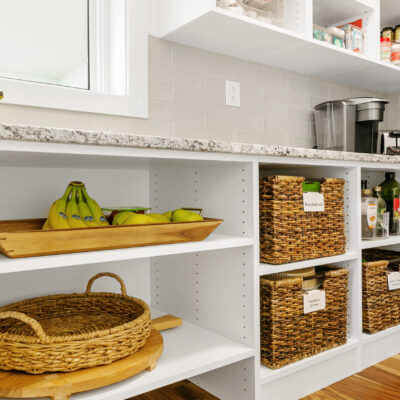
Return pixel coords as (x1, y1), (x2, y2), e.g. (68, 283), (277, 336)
(0, 0), (148, 118)
(150, 0), (400, 94)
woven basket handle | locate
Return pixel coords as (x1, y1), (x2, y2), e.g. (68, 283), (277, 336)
(0, 311), (47, 343)
(86, 272), (127, 296)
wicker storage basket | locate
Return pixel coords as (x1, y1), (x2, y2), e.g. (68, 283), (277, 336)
(362, 249), (400, 334)
(0, 272), (151, 374)
(260, 266), (348, 369)
(259, 176), (346, 264)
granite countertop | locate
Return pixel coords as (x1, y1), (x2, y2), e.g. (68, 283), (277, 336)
(1, 123), (400, 164)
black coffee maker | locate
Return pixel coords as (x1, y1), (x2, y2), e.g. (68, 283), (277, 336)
(314, 97), (389, 153)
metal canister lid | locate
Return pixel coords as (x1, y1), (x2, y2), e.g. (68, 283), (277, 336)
(362, 189), (373, 197)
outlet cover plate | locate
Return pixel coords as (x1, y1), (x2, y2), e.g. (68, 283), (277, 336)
(226, 80), (240, 107)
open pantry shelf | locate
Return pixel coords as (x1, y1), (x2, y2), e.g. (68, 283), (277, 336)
(152, 0), (400, 93)
(259, 251), (359, 275)
(260, 339), (358, 385)
(362, 324), (400, 344)
(0, 233), (253, 274)
(45, 309), (254, 400)
(313, 0), (374, 27)
(361, 236), (400, 249)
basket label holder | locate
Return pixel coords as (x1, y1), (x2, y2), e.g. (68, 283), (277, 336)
(303, 192), (325, 212)
(388, 271), (400, 291)
(303, 290), (326, 314)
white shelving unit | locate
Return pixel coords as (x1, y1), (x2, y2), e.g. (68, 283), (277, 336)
(2, 138), (400, 400)
(149, 0), (400, 93)
(72, 309), (254, 400)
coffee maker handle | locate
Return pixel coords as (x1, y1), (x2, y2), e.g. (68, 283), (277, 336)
(389, 131), (400, 138)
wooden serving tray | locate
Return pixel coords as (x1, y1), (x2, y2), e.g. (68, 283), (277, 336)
(0, 218), (223, 258)
(0, 315), (182, 400)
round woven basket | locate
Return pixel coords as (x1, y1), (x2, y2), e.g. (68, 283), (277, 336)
(0, 272), (151, 374)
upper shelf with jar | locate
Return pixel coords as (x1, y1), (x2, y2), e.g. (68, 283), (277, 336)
(149, 0), (400, 93)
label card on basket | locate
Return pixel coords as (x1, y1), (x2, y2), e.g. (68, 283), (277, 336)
(388, 271), (400, 291)
(303, 290), (326, 314)
(303, 192), (325, 212)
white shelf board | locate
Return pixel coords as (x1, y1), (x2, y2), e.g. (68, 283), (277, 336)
(313, 0), (374, 28)
(0, 234), (254, 274)
(362, 324), (400, 344)
(361, 236), (400, 249)
(260, 339), (358, 384)
(72, 309), (254, 400)
(160, 7), (400, 93)
(259, 251), (359, 275)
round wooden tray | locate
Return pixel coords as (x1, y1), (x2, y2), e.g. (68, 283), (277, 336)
(0, 315), (181, 400)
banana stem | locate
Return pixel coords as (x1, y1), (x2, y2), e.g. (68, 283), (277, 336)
(62, 185), (74, 201)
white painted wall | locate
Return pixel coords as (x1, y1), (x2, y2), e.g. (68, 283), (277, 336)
(0, 37), (385, 148)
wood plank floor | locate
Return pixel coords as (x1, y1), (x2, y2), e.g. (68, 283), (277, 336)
(129, 354), (400, 400)
(130, 380), (218, 400)
(303, 354), (400, 400)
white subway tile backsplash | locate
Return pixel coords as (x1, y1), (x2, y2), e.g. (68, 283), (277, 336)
(172, 86), (224, 108)
(265, 85), (310, 108)
(288, 107), (314, 123)
(173, 123), (237, 141)
(1, 36), (388, 149)
(149, 83), (172, 103)
(150, 101), (205, 125)
(149, 39), (172, 66)
(172, 43), (205, 70)
(206, 107), (263, 132)
(204, 75), (226, 94)
(172, 66), (205, 90)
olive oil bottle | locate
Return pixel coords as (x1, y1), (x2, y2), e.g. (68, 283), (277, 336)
(380, 172), (400, 234)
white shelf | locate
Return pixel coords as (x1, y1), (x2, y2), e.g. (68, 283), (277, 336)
(154, 6), (400, 93)
(313, 0), (373, 27)
(260, 339), (359, 385)
(362, 324), (400, 344)
(72, 309), (254, 400)
(259, 251), (358, 275)
(361, 236), (400, 249)
(0, 234), (254, 274)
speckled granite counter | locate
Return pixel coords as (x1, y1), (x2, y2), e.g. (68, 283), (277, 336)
(1, 123), (400, 164)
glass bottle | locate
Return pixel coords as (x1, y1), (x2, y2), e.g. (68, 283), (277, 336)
(361, 180), (368, 190)
(392, 187), (400, 234)
(361, 189), (378, 240)
(380, 172), (400, 233)
(373, 186), (387, 213)
(373, 186), (388, 237)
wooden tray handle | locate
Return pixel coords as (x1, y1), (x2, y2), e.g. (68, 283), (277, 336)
(86, 272), (127, 296)
(0, 311), (47, 343)
(151, 315), (182, 331)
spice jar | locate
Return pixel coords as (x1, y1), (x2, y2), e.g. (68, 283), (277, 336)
(395, 25), (400, 43)
(362, 188), (378, 240)
(381, 37), (392, 63)
(382, 27), (394, 42)
(392, 43), (400, 65)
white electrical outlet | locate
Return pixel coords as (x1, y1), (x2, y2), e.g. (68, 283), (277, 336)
(225, 80), (240, 107)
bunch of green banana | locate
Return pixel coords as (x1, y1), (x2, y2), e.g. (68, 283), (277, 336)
(43, 181), (109, 230)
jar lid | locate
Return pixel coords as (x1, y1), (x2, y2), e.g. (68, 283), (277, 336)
(362, 189), (373, 196)
(396, 25), (400, 29)
(383, 27), (394, 31)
